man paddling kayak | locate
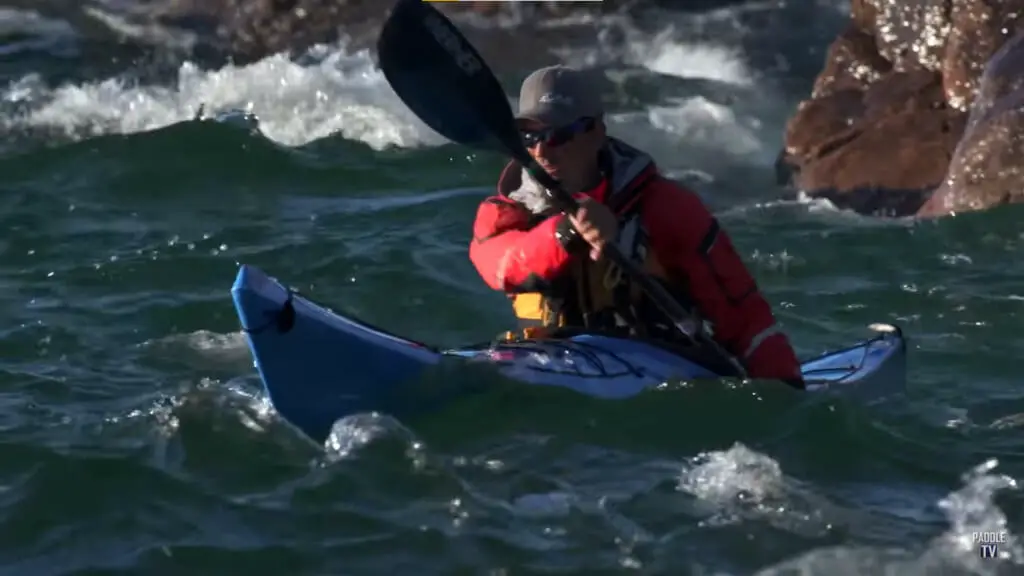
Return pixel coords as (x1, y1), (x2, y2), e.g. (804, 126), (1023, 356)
(468, 64), (803, 386)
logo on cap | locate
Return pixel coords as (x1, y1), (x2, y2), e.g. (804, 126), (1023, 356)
(538, 93), (572, 106)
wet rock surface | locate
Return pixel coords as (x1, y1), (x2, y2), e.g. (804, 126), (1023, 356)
(780, 0), (1024, 217)
(921, 31), (1024, 215)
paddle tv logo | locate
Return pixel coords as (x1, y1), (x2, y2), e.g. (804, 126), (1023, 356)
(423, 13), (482, 75)
(975, 531), (1006, 559)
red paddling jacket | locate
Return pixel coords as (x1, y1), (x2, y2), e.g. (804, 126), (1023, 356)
(469, 138), (802, 382)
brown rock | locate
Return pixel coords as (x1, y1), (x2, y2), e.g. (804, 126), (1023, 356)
(797, 105), (963, 199)
(782, 0), (1024, 218)
(919, 114), (1024, 215)
(778, 21), (890, 190)
(850, 0), (879, 33)
(784, 88), (866, 161)
(942, 0), (1024, 111)
(969, 28), (1024, 123)
(921, 30), (1024, 215)
(223, 0), (378, 65)
(870, 0), (951, 72)
(784, 69), (966, 215)
(862, 67), (944, 117)
(811, 23), (892, 98)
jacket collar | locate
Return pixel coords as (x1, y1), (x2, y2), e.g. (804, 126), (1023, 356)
(496, 137), (657, 215)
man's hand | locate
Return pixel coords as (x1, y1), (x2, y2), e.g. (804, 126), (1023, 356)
(569, 197), (618, 261)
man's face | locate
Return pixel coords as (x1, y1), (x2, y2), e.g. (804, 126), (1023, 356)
(518, 116), (605, 192)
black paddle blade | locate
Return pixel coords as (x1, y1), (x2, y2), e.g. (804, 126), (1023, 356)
(377, 0), (530, 164)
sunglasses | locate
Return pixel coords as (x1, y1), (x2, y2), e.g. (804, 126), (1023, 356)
(520, 117), (595, 148)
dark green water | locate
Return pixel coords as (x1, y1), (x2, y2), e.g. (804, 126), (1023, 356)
(1, 9), (1023, 575)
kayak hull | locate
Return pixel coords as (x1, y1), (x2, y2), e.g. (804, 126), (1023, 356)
(231, 265), (907, 443)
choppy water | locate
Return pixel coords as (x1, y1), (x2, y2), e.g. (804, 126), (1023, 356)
(0, 2), (1022, 575)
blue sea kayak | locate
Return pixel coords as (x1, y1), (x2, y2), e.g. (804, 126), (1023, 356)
(231, 264), (907, 443)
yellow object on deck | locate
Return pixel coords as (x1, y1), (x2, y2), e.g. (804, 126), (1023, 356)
(497, 326), (552, 342)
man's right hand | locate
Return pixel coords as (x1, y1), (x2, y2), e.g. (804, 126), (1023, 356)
(569, 197), (618, 261)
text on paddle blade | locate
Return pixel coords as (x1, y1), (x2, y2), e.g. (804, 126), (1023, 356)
(423, 13), (482, 75)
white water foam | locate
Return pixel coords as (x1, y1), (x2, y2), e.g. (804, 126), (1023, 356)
(758, 458), (1022, 574)
(140, 329), (253, 370)
(0, 6), (787, 171)
(623, 35), (784, 169)
(680, 444), (1022, 574)
(0, 42), (447, 149)
(678, 443), (835, 537)
(629, 27), (754, 87)
(101, 376), (278, 441)
(547, 13), (785, 174)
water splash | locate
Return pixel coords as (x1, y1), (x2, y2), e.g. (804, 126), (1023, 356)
(756, 457), (1022, 574)
(0, 43), (446, 149)
(678, 443), (834, 537)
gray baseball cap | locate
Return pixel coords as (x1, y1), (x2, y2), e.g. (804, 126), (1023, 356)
(515, 65), (603, 127)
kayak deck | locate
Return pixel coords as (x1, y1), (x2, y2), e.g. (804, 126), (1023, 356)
(231, 264), (907, 443)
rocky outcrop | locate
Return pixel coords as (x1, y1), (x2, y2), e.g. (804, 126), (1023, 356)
(779, 0), (1024, 217)
(920, 31), (1024, 215)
